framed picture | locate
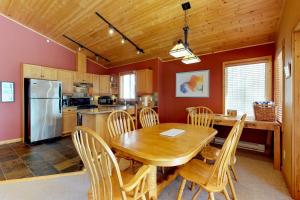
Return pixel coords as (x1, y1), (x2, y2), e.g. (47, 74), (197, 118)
(0, 82), (15, 102)
(176, 70), (210, 97)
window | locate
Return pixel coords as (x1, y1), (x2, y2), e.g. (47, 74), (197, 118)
(274, 51), (283, 122)
(224, 58), (272, 117)
(120, 72), (136, 100)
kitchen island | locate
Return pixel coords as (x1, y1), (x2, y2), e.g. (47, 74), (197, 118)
(77, 105), (132, 144)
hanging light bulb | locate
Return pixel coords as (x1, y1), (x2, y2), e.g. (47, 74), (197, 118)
(121, 37), (125, 44)
(136, 49), (141, 55)
(108, 26), (114, 35)
(78, 46), (82, 51)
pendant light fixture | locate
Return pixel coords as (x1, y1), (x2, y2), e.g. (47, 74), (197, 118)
(169, 2), (201, 64)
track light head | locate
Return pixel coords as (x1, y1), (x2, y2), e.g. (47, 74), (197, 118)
(96, 55), (99, 62)
(108, 26), (114, 35)
(121, 38), (125, 44)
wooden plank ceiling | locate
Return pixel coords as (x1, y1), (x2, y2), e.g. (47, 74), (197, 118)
(0, 0), (283, 67)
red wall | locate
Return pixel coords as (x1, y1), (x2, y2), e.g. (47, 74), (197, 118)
(158, 44), (275, 144)
(108, 58), (160, 92)
(159, 43), (275, 123)
(0, 15), (106, 142)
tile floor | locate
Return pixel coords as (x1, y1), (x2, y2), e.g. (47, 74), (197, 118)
(0, 137), (82, 180)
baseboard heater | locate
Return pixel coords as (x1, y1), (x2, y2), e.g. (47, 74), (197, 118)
(214, 137), (265, 153)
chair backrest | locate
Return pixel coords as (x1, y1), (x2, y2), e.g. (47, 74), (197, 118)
(72, 127), (126, 200)
(187, 106), (215, 128)
(139, 107), (159, 128)
(231, 114), (247, 164)
(107, 110), (136, 139)
(206, 119), (241, 188)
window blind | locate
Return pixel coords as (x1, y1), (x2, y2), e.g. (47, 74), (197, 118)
(274, 51), (283, 122)
(120, 72), (136, 100)
(224, 60), (272, 117)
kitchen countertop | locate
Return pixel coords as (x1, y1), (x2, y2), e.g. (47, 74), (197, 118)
(77, 105), (129, 115)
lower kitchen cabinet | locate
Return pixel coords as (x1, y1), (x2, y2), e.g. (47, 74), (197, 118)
(62, 110), (77, 136)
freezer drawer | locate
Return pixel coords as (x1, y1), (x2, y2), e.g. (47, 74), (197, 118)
(30, 98), (62, 142)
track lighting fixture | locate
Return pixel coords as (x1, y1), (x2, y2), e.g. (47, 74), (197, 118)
(95, 12), (144, 54)
(63, 34), (110, 62)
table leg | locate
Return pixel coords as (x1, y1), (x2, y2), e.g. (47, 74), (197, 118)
(147, 165), (157, 200)
(274, 125), (281, 170)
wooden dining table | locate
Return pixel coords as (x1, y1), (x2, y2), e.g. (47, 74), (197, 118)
(110, 123), (217, 200)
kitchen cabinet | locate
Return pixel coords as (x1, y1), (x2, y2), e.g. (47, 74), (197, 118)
(57, 70), (74, 94)
(62, 109), (77, 136)
(92, 74), (100, 95)
(41, 67), (57, 80)
(136, 69), (153, 95)
(74, 72), (93, 84)
(23, 64), (57, 80)
(99, 75), (111, 94)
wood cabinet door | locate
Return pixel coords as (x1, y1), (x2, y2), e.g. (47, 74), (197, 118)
(74, 72), (84, 82)
(62, 111), (77, 135)
(57, 70), (74, 94)
(136, 69), (153, 95)
(92, 74), (100, 95)
(41, 67), (57, 80)
(99, 75), (111, 94)
(23, 64), (42, 79)
(84, 73), (93, 84)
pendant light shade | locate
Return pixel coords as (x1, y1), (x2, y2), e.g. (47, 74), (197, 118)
(182, 53), (201, 64)
(169, 2), (201, 64)
(169, 43), (192, 58)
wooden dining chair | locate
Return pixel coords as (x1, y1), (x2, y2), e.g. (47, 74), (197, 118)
(72, 126), (151, 200)
(107, 110), (136, 138)
(139, 107), (159, 128)
(107, 110), (136, 170)
(176, 120), (242, 200)
(200, 114), (247, 181)
(187, 106), (215, 128)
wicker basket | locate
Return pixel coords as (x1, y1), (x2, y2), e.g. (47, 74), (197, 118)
(253, 103), (276, 121)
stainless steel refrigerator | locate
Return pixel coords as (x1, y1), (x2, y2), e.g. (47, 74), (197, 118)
(24, 79), (62, 143)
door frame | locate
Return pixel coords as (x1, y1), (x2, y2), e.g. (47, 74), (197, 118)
(292, 24), (300, 199)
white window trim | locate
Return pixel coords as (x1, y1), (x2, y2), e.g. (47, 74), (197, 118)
(222, 56), (273, 115)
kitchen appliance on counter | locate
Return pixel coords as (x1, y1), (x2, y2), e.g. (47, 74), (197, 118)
(24, 79), (62, 144)
(98, 96), (113, 105)
(68, 97), (97, 109)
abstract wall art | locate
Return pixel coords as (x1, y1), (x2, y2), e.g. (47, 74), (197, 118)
(176, 70), (210, 97)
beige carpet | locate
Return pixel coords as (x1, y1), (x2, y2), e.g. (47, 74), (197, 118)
(0, 152), (292, 200)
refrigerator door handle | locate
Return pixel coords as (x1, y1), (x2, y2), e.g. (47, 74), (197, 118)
(59, 100), (62, 113)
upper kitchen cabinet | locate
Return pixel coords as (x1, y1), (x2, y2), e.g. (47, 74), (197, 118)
(74, 72), (93, 84)
(92, 74), (100, 95)
(99, 75), (111, 94)
(136, 69), (153, 95)
(41, 67), (57, 80)
(23, 64), (57, 80)
(57, 70), (74, 94)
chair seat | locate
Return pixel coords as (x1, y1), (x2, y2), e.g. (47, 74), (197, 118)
(178, 159), (227, 192)
(201, 145), (221, 161)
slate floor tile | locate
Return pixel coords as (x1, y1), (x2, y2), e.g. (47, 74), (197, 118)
(0, 136), (81, 180)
